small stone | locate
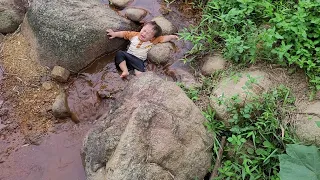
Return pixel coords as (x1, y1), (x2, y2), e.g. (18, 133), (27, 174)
(51, 66), (70, 83)
(42, 81), (54, 90)
(109, 0), (131, 8)
(151, 16), (177, 35)
(201, 54), (227, 76)
(125, 8), (147, 22)
(148, 42), (173, 64)
(52, 92), (70, 118)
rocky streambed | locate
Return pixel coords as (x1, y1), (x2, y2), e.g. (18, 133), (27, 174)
(1, 0), (320, 180)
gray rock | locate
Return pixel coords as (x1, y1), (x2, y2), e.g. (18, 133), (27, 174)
(125, 7), (147, 22)
(51, 66), (70, 83)
(0, 0), (27, 33)
(109, 0), (130, 8)
(52, 92), (70, 118)
(22, 0), (138, 72)
(151, 16), (177, 35)
(81, 72), (212, 180)
(295, 101), (320, 145)
(173, 68), (201, 89)
(147, 42), (173, 64)
(201, 54), (227, 76)
(210, 70), (272, 121)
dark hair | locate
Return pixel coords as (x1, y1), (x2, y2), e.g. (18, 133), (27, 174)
(144, 21), (162, 37)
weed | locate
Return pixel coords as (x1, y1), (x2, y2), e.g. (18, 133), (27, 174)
(180, 0), (320, 90)
(204, 84), (299, 179)
(177, 82), (200, 102)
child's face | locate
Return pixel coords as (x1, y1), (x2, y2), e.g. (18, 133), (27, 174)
(139, 24), (156, 42)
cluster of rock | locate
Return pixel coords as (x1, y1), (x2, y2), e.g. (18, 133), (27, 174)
(2, 0), (179, 72)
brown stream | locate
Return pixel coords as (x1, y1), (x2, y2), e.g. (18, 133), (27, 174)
(0, 0), (197, 179)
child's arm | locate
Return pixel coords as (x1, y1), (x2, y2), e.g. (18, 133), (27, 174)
(107, 29), (126, 39)
(160, 35), (179, 43)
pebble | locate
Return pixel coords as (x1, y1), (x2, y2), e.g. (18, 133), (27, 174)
(51, 66), (70, 83)
(42, 81), (54, 90)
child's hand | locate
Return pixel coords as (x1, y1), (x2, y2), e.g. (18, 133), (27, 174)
(171, 35), (179, 41)
(107, 29), (116, 39)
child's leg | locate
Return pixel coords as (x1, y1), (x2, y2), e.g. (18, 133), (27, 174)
(115, 51), (145, 77)
(115, 51), (130, 78)
(118, 61), (129, 78)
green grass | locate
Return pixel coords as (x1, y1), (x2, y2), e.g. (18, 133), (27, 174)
(179, 0), (320, 92)
(205, 84), (299, 179)
(179, 77), (300, 179)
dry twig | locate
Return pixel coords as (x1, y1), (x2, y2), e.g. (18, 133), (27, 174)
(210, 136), (227, 180)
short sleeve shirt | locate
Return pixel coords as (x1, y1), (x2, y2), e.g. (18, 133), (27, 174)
(123, 31), (164, 61)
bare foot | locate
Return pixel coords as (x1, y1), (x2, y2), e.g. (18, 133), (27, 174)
(120, 71), (129, 78)
(134, 70), (142, 76)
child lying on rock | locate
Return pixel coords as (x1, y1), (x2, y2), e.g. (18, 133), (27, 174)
(107, 21), (178, 78)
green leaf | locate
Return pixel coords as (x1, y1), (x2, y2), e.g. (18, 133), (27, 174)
(279, 144), (320, 180)
(247, 148), (254, 154)
(315, 121), (320, 128)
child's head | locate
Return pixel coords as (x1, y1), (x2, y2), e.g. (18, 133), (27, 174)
(139, 21), (162, 42)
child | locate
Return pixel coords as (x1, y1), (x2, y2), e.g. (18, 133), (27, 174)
(107, 21), (178, 78)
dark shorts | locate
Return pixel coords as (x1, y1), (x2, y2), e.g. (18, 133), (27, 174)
(115, 51), (145, 72)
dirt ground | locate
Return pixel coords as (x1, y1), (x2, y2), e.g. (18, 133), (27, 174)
(0, 33), (61, 161)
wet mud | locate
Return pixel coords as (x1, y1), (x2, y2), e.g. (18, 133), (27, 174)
(0, 122), (92, 180)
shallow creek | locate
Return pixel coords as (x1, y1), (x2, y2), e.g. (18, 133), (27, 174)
(0, 1), (197, 179)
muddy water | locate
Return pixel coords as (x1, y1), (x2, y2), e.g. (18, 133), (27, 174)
(0, 122), (91, 180)
(0, 1), (197, 180)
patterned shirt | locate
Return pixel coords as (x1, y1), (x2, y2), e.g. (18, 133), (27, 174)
(123, 31), (164, 61)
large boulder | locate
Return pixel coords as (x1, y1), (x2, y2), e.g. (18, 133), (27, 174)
(0, 0), (27, 33)
(81, 72), (212, 180)
(295, 101), (320, 145)
(22, 0), (138, 72)
(210, 70), (272, 120)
